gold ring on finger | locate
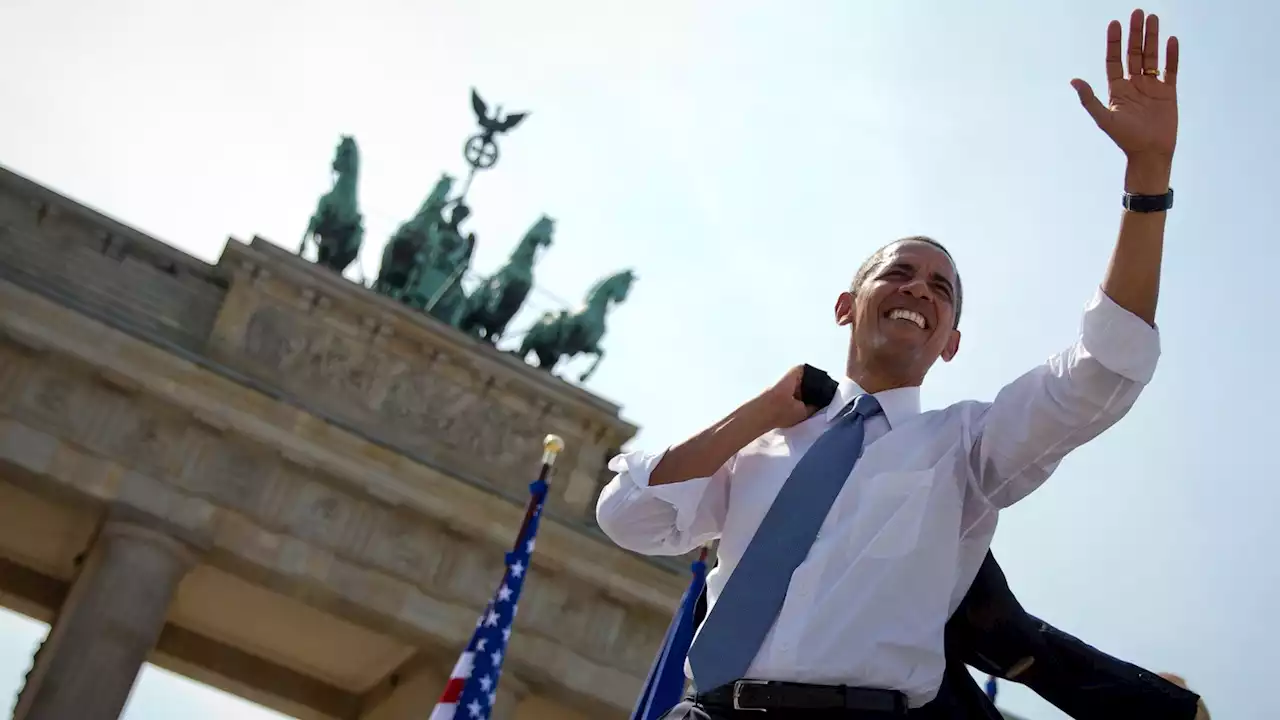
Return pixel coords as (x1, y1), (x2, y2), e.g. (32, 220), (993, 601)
(1142, 68), (1160, 77)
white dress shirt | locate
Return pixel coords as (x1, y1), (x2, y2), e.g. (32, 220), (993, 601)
(596, 289), (1160, 708)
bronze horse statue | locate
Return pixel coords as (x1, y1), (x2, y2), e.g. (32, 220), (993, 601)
(299, 136), (364, 274)
(456, 215), (554, 343)
(374, 173), (454, 298)
(514, 268), (635, 382)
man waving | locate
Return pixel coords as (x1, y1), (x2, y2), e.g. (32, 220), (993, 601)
(599, 9), (1187, 719)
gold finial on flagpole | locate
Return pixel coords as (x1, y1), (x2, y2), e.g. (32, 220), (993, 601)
(542, 434), (566, 465)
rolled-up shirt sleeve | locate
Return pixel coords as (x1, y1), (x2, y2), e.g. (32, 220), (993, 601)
(968, 288), (1161, 509)
(595, 448), (730, 556)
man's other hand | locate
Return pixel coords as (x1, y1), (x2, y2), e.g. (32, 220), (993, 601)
(759, 365), (821, 429)
(1158, 673), (1210, 720)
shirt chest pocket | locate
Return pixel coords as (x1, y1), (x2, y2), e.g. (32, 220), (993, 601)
(848, 470), (935, 559)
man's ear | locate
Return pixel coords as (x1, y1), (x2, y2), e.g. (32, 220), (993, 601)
(835, 291), (855, 326)
(941, 329), (961, 362)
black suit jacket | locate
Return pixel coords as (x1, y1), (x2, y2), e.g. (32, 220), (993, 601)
(945, 551), (1202, 719)
(691, 551), (1202, 719)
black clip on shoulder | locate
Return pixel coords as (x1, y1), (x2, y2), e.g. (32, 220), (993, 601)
(799, 363), (838, 410)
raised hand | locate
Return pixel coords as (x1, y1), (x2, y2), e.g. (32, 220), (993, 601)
(1071, 9), (1179, 163)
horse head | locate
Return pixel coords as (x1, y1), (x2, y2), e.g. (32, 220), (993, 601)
(423, 173), (455, 214)
(586, 268), (637, 309)
(333, 136), (360, 178)
(520, 215), (556, 255)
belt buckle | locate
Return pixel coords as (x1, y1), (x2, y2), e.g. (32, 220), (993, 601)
(732, 680), (768, 712)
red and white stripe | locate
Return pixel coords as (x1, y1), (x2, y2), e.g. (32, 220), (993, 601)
(427, 651), (475, 720)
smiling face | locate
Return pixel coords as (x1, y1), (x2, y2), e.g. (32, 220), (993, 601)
(835, 238), (963, 389)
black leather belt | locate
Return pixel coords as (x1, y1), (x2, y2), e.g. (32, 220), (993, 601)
(696, 680), (908, 714)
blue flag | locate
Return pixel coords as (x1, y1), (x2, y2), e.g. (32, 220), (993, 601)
(631, 547), (709, 720)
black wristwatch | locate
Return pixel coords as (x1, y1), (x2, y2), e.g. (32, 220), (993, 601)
(1122, 188), (1174, 213)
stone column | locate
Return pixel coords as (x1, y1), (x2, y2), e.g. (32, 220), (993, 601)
(12, 519), (200, 720)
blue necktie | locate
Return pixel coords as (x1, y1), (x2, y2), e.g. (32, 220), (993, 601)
(687, 393), (884, 691)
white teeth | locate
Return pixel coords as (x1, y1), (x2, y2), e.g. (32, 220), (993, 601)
(888, 309), (927, 329)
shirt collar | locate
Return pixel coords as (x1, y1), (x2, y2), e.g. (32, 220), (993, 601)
(824, 377), (922, 429)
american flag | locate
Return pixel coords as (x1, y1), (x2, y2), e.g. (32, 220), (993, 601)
(429, 477), (549, 720)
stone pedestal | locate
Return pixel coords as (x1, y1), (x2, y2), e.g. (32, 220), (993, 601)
(12, 520), (200, 720)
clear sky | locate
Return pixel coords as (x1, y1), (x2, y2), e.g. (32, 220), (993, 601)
(0, 0), (1273, 718)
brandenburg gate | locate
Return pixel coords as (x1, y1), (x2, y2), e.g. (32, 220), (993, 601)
(0, 163), (691, 719)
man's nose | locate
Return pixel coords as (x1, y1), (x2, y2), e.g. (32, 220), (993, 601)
(901, 278), (930, 299)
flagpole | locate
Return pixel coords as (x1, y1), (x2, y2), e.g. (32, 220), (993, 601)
(476, 434), (565, 618)
(513, 434), (563, 538)
(429, 434), (566, 720)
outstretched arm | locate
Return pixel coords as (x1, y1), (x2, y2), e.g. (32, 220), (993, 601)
(947, 551), (1205, 720)
(964, 8), (1177, 509)
(1072, 8), (1179, 326)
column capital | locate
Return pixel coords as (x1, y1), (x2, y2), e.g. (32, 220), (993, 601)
(100, 519), (202, 570)
(103, 501), (213, 557)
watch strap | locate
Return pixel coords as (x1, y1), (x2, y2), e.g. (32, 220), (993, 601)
(1122, 188), (1174, 213)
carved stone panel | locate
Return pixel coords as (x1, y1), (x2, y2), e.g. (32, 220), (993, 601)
(360, 508), (449, 587)
(237, 300), (556, 501)
(84, 395), (189, 481)
(276, 473), (371, 553)
(176, 429), (280, 518)
(436, 532), (508, 610)
(9, 361), (109, 451)
(243, 303), (384, 418)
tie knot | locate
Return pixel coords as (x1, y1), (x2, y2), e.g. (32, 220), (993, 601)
(842, 393), (883, 421)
